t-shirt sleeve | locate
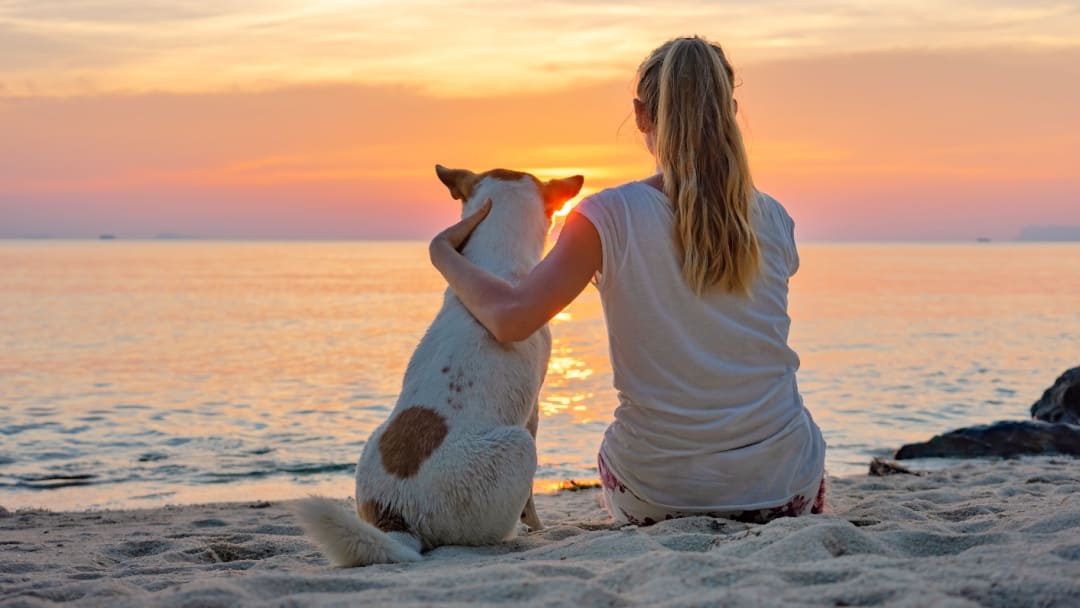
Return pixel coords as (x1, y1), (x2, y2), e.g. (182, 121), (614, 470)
(570, 190), (619, 290)
(768, 195), (800, 277)
(786, 213), (800, 276)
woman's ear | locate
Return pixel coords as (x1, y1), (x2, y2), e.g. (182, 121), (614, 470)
(633, 98), (651, 134)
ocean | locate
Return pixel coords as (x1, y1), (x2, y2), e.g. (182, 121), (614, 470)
(1, 240), (1077, 510)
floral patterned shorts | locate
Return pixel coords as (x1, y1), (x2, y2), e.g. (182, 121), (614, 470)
(598, 452), (827, 526)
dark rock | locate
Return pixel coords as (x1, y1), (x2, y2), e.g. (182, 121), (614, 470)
(1030, 366), (1080, 424)
(868, 457), (919, 476)
(894, 420), (1080, 459)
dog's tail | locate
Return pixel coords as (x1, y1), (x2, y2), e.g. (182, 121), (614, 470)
(291, 497), (423, 567)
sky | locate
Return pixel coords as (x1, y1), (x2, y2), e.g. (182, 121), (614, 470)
(2, 0), (1079, 240)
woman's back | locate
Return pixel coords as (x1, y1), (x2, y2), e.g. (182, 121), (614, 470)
(575, 181), (825, 511)
(430, 35), (827, 523)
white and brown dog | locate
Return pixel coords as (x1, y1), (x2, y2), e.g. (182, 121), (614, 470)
(293, 165), (584, 567)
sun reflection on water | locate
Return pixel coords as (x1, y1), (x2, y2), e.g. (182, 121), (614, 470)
(541, 335), (599, 424)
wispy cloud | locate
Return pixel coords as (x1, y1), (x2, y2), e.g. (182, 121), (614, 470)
(2, 0), (1079, 96)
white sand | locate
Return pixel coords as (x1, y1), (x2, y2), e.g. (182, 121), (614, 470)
(2, 457), (1079, 607)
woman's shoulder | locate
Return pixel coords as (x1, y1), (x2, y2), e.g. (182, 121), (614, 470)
(754, 189), (795, 227)
(589, 180), (649, 200)
(754, 189), (783, 210)
(578, 180), (661, 211)
(574, 181), (639, 215)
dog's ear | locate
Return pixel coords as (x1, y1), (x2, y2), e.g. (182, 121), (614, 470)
(435, 165), (479, 202)
(542, 175), (584, 216)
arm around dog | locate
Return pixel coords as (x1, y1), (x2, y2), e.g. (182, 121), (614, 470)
(430, 207), (601, 344)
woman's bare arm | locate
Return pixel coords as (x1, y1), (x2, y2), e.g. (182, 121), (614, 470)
(429, 206), (601, 343)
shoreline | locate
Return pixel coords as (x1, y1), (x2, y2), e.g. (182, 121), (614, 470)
(2, 456), (1078, 607)
(0, 455), (1025, 514)
(0, 476), (607, 514)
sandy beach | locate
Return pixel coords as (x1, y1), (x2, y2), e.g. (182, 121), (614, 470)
(1, 457), (1078, 607)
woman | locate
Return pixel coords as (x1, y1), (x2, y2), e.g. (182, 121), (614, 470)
(429, 36), (826, 525)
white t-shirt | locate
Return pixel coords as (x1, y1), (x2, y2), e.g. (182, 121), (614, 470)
(574, 181), (825, 511)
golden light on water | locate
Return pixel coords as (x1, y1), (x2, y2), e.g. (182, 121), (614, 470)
(549, 357), (594, 382)
(541, 347), (597, 423)
(533, 479), (602, 494)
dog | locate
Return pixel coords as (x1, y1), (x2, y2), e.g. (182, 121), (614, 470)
(292, 165), (584, 567)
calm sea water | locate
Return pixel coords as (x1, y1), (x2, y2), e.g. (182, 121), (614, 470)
(1, 240), (1077, 510)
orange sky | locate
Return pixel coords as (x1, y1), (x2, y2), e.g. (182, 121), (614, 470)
(2, 1), (1079, 240)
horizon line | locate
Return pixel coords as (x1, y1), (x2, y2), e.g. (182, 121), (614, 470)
(4, 236), (1080, 245)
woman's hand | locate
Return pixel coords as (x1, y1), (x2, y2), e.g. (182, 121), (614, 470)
(430, 198), (492, 254)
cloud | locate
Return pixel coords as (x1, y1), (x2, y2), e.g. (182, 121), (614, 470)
(1, 43), (1077, 240)
(2, 0), (1079, 97)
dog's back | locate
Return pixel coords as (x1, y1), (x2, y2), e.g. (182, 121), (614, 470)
(294, 166), (583, 566)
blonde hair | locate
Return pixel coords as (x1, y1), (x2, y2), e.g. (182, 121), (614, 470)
(637, 36), (760, 295)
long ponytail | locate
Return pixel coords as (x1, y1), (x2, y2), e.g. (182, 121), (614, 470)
(637, 36), (760, 295)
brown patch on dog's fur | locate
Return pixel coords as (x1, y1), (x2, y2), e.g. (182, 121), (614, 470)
(379, 406), (448, 478)
(358, 499), (410, 533)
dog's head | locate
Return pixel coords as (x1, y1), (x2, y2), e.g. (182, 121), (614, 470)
(435, 165), (584, 222)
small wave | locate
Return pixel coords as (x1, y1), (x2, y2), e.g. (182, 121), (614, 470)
(279, 463), (354, 475)
(137, 452), (169, 462)
(97, 440), (153, 448)
(30, 451), (82, 461)
(130, 491), (176, 501)
(1, 423), (60, 436)
(195, 462), (354, 484)
(13, 473), (99, 490)
(24, 407), (58, 417)
(146, 464), (190, 476)
(58, 425), (91, 435)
